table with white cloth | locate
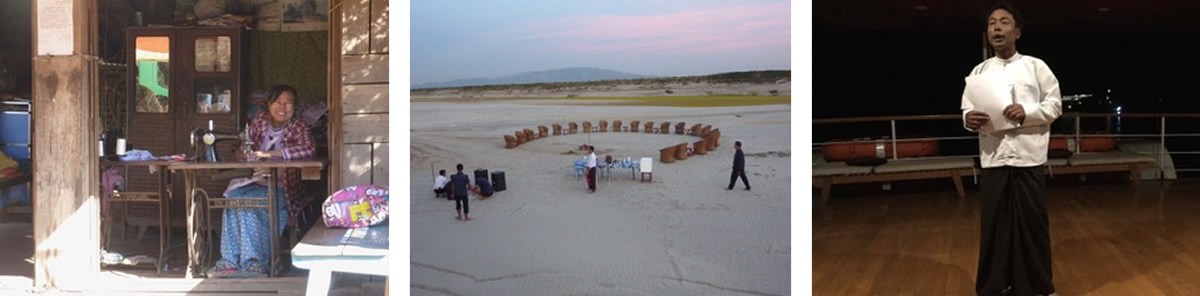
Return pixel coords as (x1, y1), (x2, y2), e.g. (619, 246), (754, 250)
(573, 158), (640, 181)
(608, 158), (640, 181)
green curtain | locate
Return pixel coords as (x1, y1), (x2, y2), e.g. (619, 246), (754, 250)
(248, 30), (328, 106)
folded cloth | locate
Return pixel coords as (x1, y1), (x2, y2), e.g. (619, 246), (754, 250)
(121, 255), (156, 266)
(299, 101), (328, 127)
(250, 90), (270, 103)
(0, 150), (17, 171)
(224, 175), (269, 197)
(0, 168), (19, 178)
(119, 149), (156, 162)
(100, 250), (124, 265)
(101, 167), (125, 215)
(160, 154), (188, 162)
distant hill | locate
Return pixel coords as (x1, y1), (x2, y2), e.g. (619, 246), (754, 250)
(414, 67), (656, 89)
(411, 70), (791, 98)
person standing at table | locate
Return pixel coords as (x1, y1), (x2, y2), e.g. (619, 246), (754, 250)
(962, 3), (1061, 295)
(450, 163), (472, 221)
(211, 84), (315, 278)
(586, 145), (598, 193)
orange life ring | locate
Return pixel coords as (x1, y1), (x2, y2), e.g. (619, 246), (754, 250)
(822, 137), (939, 162)
(1049, 136), (1117, 152)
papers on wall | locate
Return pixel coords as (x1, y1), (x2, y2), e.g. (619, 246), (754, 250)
(36, 0), (74, 55)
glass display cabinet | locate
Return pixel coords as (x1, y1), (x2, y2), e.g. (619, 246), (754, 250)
(124, 27), (248, 233)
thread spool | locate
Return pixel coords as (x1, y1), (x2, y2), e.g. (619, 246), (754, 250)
(116, 138), (127, 156)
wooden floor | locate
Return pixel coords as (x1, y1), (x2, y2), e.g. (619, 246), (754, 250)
(0, 221), (384, 295)
(814, 177), (1200, 296)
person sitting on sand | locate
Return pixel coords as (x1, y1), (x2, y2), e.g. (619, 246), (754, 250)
(469, 178), (495, 199)
(450, 164), (472, 221)
(434, 170), (449, 198)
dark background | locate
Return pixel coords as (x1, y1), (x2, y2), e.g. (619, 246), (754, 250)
(814, 30), (1200, 119)
(814, 1), (1200, 165)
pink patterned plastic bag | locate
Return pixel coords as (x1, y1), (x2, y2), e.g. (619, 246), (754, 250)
(322, 185), (389, 228)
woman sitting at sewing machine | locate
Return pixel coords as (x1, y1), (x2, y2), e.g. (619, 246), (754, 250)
(210, 84), (316, 278)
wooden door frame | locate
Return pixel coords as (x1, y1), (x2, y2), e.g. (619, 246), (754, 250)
(327, 0), (345, 192)
(30, 0), (101, 289)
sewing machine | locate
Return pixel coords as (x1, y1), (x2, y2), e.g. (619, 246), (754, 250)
(189, 121), (252, 162)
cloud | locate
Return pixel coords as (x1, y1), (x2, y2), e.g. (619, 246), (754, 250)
(498, 2), (790, 55)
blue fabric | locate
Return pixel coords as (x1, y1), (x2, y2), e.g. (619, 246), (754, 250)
(601, 159), (638, 169)
(479, 179), (493, 195)
(450, 173), (470, 196)
(214, 184), (288, 275)
(0, 183), (29, 209)
(119, 149), (156, 161)
(574, 159), (586, 177)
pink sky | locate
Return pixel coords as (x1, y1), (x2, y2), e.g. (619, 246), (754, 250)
(516, 2), (791, 54)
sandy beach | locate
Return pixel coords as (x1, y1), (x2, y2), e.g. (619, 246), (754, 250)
(408, 98), (792, 295)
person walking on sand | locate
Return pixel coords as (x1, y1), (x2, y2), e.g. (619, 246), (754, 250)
(727, 141), (750, 191)
(450, 164), (472, 221)
(586, 145), (598, 193)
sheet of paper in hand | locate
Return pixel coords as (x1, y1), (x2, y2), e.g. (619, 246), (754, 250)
(965, 72), (1017, 133)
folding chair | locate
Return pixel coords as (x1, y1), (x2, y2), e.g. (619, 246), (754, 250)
(640, 157), (653, 182)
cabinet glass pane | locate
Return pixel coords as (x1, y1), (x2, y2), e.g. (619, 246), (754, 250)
(195, 78), (234, 114)
(195, 36), (231, 72)
(135, 36), (170, 113)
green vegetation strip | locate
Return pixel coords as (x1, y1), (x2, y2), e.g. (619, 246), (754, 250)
(411, 70), (791, 92)
(410, 95), (791, 107)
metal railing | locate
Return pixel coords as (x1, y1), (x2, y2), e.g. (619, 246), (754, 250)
(813, 113), (1200, 175)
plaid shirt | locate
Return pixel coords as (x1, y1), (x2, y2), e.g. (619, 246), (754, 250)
(248, 110), (316, 216)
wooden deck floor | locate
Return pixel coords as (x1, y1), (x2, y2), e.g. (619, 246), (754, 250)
(815, 178), (1200, 296)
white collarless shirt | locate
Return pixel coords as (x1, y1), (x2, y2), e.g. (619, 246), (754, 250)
(587, 153), (597, 168)
(434, 175), (449, 189)
(961, 52), (1063, 168)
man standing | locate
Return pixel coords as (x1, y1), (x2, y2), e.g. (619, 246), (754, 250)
(450, 164), (472, 221)
(962, 2), (1061, 296)
(434, 169), (449, 199)
(586, 145), (598, 193)
(727, 141), (750, 191)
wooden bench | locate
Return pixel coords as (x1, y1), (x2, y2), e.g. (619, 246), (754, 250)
(813, 156), (975, 204)
(813, 152), (1158, 204)
(292, 224), (389, 296)
(1046, 152), (1157, 188)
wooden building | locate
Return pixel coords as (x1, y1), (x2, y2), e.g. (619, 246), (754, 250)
(0, 0), (390, 293)
(335, 0), (390, 189)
